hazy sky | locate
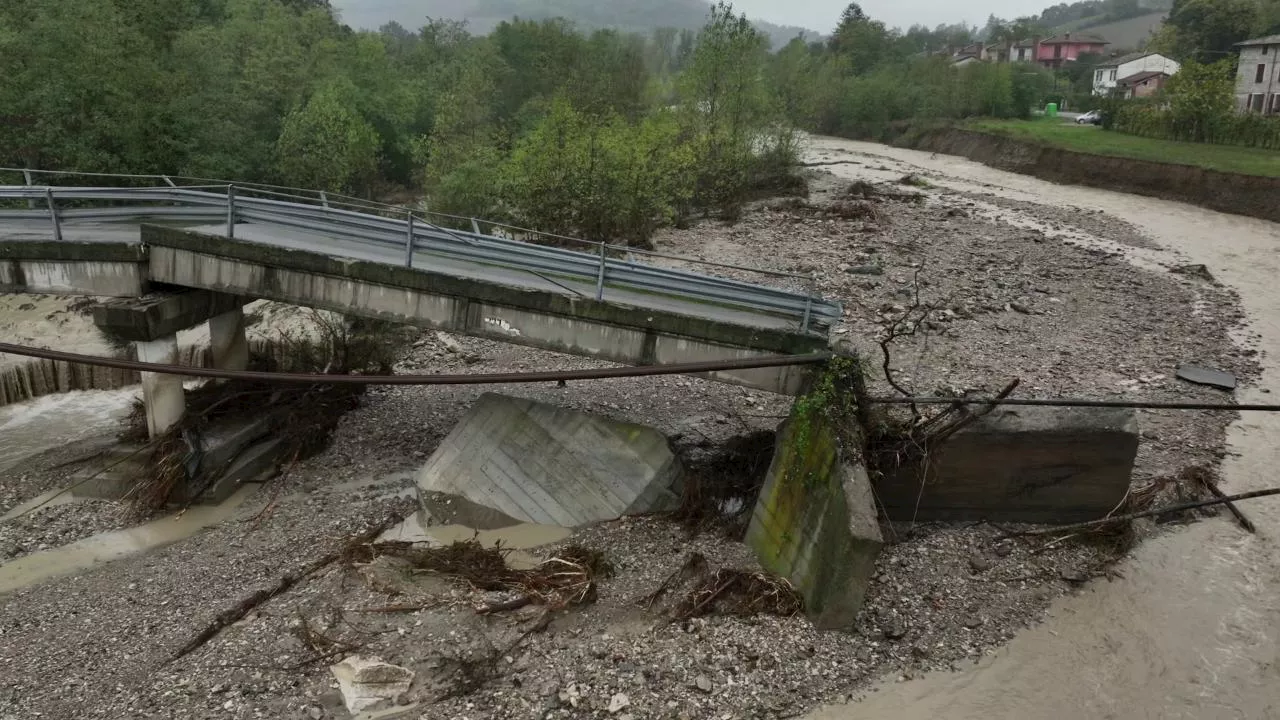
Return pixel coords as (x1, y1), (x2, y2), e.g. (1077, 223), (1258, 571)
(731, 0), (1050, 33)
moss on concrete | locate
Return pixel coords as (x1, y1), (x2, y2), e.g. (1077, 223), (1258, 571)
(0, 240), (146, 262)
(744, 356), (883, 629)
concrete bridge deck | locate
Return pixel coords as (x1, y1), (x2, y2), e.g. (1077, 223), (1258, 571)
(0, 183), (842, 394)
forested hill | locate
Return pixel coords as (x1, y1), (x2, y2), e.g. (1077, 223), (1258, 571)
(1033, 0), (1172, 30)
(331, 0), (818, 47)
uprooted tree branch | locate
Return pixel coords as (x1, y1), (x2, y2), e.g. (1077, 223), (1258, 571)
(115, 311), (415, 518)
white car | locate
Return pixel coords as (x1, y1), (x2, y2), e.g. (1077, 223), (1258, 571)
(1075, 110), (1102, 125)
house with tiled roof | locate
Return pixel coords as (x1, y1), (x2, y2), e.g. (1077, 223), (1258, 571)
(1092, 52), (1180, 95)
(1116, 70), (1172, 99)
(1035, 32), (1108, 69)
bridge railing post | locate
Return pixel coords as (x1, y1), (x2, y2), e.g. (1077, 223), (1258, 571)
(225, 185), (236, 239)
(22, 169), (36, 210)
(471, 217), (481, 235)
(595, 242), (607, 301)
(45, 188), (62, 242)
(404, 211), (415, 268)
(801, 273), (816, 333)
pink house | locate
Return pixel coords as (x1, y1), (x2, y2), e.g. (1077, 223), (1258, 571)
(1035, 33), (1109, 69)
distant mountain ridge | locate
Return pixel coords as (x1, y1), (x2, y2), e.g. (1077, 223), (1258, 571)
(331, 0), (818, 47)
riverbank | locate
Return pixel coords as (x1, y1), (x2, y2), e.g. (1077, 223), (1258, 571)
(968, 118), (1280, 178)
(802, 135), (1280, 720)
(895, 125), (1280, 225)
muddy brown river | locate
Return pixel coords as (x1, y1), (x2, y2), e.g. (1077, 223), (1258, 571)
(804, 137), (1280, 720)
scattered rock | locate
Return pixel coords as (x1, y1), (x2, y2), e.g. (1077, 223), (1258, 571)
(693, 675), (713, 693)
(330, 656), (415, 715)
(968, 554), (993, 573)
(882, 621), (908, 641)
(608, 693), (631, 713)
(962, 615), (984, 629)
(1059, 568), (1091, 584)
(1170, 264), (1217, 284)
(845, 264), (885, 276)
(1010, 302), (1033, 315)
(435, 331), (464, 354)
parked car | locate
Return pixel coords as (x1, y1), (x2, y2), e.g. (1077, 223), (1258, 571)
(1075, 110), (1102, 125)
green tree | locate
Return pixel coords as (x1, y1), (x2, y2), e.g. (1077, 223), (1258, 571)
(1163, 58), (1236, 141)
(501, 99), (693, 246)
(275, 82), (380, 192)
(0, 0), (164, 172)
(680, 2), (777, 209)
(828, 2), (893, 75)
(1159, 0), (1258, 60)
(770, 37), (819, 126)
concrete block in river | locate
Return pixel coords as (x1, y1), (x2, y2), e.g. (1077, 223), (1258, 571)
(745, 416), (884, 631)
(875, 406), (1139, 523)
(415, 393), (683, 528)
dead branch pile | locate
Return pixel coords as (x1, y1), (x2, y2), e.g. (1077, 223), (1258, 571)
(117, 312), (415, 518)
(364, 540), (613, 612)
(844, 180), (924, 204)
(643, 553), (802, 621)
(827, 200), (884, 222)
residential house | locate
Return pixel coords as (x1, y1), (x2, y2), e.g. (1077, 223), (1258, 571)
(1011, 39), (1037, 62)
(985, 42), (1010, 63)
(1035, 33), (1109, 69)
(1235, 35), (1280, 113)
(1116, 70), (1172, 99)
(1092, 52), (1181, 95)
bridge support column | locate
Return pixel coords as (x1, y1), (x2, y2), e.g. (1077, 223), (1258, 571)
(136, 335), (185, 438)
(209, 308), (249, 372)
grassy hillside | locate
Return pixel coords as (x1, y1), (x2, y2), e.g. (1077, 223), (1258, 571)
(1062, 11), (1166, 49)
(332, 0), (818, 47)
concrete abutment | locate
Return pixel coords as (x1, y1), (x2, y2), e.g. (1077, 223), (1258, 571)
(744, 358), (1141, 630)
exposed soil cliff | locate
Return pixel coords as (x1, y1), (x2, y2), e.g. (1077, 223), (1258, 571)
(901, 128), (1280, 224)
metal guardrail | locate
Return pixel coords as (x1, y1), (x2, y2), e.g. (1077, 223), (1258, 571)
(0, 176), (842, 333)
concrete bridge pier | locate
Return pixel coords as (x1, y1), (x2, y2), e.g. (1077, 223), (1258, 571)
(208, 308), (249, 373)
(93, 289), (251, 438)
(135, 335), (185, 438)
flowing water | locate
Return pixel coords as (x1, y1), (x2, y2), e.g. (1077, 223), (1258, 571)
(0, 486), (256, 594)
(0, 388), (258, 593)
(803, 137), (1280, 720)
(0, 389), (136, 474)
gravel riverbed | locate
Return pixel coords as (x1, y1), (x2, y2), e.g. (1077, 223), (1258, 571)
(0, 155), (1254, 719)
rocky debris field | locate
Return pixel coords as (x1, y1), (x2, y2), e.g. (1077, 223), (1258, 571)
(0, 161), (1257, 719)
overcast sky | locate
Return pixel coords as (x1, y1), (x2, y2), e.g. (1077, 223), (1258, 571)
(733, 0), (1050, 33)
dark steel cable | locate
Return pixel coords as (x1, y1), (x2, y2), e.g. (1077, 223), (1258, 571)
(866, 396), (1268, 411)
(0, 342), (831, 386)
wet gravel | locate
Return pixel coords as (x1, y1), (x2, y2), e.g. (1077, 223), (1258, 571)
(0, 159), (1255, 719)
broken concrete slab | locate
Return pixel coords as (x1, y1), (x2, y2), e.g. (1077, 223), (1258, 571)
(415, 393), (683, 528)
(745, 415), (884, 631)
(1177, 364), (1237, 391)
(875, 406), (1139, 523)
(330, 656), (414, 716)
(69, 417), (285, 505)
(92, 289), (247, 343)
